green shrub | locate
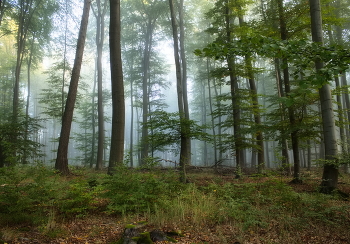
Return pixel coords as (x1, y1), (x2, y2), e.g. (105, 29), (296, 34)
(0, 165), (101, 225)
(0, 165), (58, 225)
(56, 178), (99, 218)
(102, 166), (181, 214)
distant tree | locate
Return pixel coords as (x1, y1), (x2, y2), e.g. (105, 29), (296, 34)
(237, 6), (265, 174)
(91, 0), (108, 170)
(276, 0), (301, 183)
(12, 0), (58, 123)
(136, 0), (168, 165)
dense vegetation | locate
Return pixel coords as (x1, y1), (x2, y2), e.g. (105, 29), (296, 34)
(0, 165), (349, 243)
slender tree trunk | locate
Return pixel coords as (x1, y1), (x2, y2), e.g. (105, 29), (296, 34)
(92, 0), (107, 170)
(23, 35), (35, 164)
(169, 0), (187, 182)
(140, 17), (155, 165)
(13, 1), (26, 123)
(341, 74), (350, 173)
(90, 64), (97, 168)
(129, 74), (134, 167)
(55, 0), (91, 175)
(207, 59), (217, 164)
(309, 0), (338, 193)
(225, 2), (243, 173)
(108, 0), (125, 174)
(237, 9), (265, 173)
(277, 0), (301, 183)
(62, 0), (68, 117)
(201, 80), (208, 166)
(275, 58), (291, 174)
(261, 79), (270, 168)
(179, 0), (191, 167)
(213, 77), (223, 161)
(335, 11), (350, 173)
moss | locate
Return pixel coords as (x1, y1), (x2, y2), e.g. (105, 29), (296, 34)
(138, 232), (154, 244)
(137, 220), (148, 225)
(125, 224), (136, 229)
(109, 239), (124, 244)
(165, 236), (178, 242)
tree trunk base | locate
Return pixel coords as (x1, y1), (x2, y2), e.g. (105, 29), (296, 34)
(319, 187), (349, 200)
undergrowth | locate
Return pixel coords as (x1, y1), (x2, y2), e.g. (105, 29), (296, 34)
(0, 165), (349, 241)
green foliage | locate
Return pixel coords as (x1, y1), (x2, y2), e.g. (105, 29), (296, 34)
(102, 165), (182, 214)
(1, 166), (349, 239)
(0, 165), (101, 225)
(56, 178), (98, 218)
(196, 36), (350, 88)
(198, 179), (349, 230)
(38, 60), (71, 120)
(0, 165), (58, 225)
(145, 110), (211, 154)
(0, 116), (44, 166)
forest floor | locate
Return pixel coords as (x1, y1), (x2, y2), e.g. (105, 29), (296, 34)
(1, 167), (350, 244)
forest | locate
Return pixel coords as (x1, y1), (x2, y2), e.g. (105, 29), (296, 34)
(0, 0), (350, 243)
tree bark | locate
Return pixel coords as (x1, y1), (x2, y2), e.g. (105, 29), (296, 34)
(225, 2), (244, 172)
(277, 0), (301, 183)
(90, 59), (97, 168)
(238, 15), (265, 174)
(169, 0), (188, 182)
(179, 0), (191, 168)
(275, 58), (291, 174)
(207, 59), (217, 164)
(140, 17), (155, 165)
(92, 0), (107, 170)
(23, 35), (35, 164)
(108, 0), (125, 174)
(55, 0), (91, 175)
(309, 0), (338, 193)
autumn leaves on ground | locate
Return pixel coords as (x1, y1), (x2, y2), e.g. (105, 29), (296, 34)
(0, 165), (349, 244)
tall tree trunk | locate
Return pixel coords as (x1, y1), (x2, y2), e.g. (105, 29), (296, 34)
(140, 17), (155, 165)
(90, 64), (97, 168)
(179, 0), (191, 167)
(55, 0), (91, 175)
(108, 0), (125, 174)
(334, 7), (350, 173)
(13, 0), (27, 123)
(238, 14), (265, 173)
(23, 35), (35, 164)
(277, 0), (301, 183)
(129, 72), (134, 167)
(207, 59), (217, 164)
(326, 26), (346, 168)
(62, 0), (68, 117)
(309, 0), (338, 193)
(225, 2), (243, 173)
(201, 79), (208, 166)
(213, 78), (223, 161)
(92, 0), (107, 170)
(275, 58), (291, 174)
(169, 0), (187, 182)
(261, 79), (270, 168)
